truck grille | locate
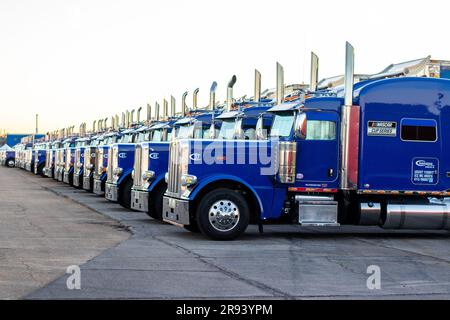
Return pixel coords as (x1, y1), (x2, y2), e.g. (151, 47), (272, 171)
(74, 149), (81, 175)
(95, 148), (103, 178)
(65, 149), (71, 171)
(106, 147), (113, 182)
(83, 148), (90, 177)
(166, 140), (188, 197)
(133, 145), (143, 187)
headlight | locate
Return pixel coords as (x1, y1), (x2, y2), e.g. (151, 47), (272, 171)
(165, 172), (169, 183)
(77, 162), (83, 168)
(87, 164), (94, 169)
(142, 170), (155, 181)
(181, 174), (197, 186)
(131, 169), (135, 179)
(113, 167), (123, 176)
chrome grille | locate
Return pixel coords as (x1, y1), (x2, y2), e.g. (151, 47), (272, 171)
(83, 148), (90, 177)
(133, 145), (143, 187)
(65, 149), (71, 171)
(106, 147), (113, 182)
(167, 140), (187, 197)
(74, 149), (80, 175)
(95, 148), (103, 178)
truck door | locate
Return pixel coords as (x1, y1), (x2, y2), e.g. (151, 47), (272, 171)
(295, 111), (339, 188)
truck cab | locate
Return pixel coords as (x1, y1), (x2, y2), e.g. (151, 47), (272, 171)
(33, 142), (48, 175)
(131, 108), (223, 217)
(93, 131), (122, 195)
(61, 137), (80, 184)
(105, 128), (142, 206)
(56, 138), (76, 182)
(82, 134), (104, 192)
(72, 137), (91, 188)
(162, 45), (450, 240)
(44, 140), (61, 178)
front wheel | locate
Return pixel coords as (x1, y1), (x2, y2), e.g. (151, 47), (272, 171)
(119, 179), (133, 209)
(196, 188), (249, 240)
(147, 184), (166, 220)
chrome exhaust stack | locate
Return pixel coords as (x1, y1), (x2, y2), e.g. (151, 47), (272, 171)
(254, 69), (261, 103)
(182, 91), (188, 116)
(146, 103), (152, 123)
(193, 88), (199, 110)
(226, 75), (237, 112)
(163, 99), (168, 119)
(310, 52), (319, 92)
(155, 102), (160, 121)
(340, 42), (357, 190)
(137, 107), (142, 123)
(103, 118), (108, 130)
(130, 109), (135, 125)
(170, 95), (176, 117)
(209, 81), (217, 110)
(276, 62), (284, 105)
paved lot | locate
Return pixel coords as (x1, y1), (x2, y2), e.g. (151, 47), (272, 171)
(0, 167), (129, 299)
(1, 167), (450, 299)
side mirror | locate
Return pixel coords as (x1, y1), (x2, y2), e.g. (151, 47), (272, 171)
(255, 115), (267, 140)
(294, 112), (307, 139)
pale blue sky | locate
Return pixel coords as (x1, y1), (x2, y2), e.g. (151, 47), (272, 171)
(0, 0), (448, 133)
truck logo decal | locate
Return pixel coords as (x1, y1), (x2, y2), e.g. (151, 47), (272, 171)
(189, 153), (201, 161)
(367, 121), (397, 137)
(118, 153), (127, 159)
(412, 157), (439, 185)
(149, 153), (159, 160)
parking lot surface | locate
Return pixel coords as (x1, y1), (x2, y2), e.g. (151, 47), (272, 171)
(1, 167), (449, 299)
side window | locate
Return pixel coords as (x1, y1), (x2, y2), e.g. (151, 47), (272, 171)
(401, 119), (437, 142)
(306, 120), (336, 140)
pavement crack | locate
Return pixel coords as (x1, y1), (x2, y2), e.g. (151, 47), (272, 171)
(152, 236), (293, 299)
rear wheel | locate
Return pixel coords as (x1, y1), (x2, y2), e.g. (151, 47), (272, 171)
(119, 179), (133, 209)
(6, 159), (15, 168)
(196, 188), (249, 240)
(147, 184), (166, 220)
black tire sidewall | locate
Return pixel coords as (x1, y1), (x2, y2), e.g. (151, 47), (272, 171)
(119, 179), (133, 209)
(7, 160), (15, 168)
(196, 188), (249, 240)
(147, 183), (166, 220)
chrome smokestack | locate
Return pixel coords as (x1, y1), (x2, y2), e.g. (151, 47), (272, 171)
(209, 81), (217, 110)
(155, 102), (160, 121)
(226, 75), (237, 112)
(163, 99), (168, 119)
(182, 91), (188, 116)
(193, 88), (199, 110)
(310, 52), (319, 92)
(276, 62), (284, 105)
(146, 103), (152, 122)
(254, 69), (261, 102)
(170, 96), (176, 117)
(340, 41), (355, 190)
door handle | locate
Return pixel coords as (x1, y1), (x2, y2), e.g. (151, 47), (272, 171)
(328, 168), (334, 177)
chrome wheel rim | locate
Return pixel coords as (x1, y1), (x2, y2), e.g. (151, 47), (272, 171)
(208, 199), (240, 232)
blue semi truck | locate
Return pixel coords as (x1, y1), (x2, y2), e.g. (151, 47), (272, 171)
(162, 43), (450, 240)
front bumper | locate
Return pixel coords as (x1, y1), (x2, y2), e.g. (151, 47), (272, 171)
(25, 163), (32, 172)
(105, 182), (118, 201)
(73, 173), (82, 187)
(131, 189), (149, 212)
(44, 167), (53, 178)
(63, 171), (71, 184)
(93, 178), (104, 195)
(162, 196), (191, 226)
(83, 174), (92, 190)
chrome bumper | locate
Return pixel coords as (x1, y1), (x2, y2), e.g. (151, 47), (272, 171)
(130, 189), (149, 212)
(63, 171), (70, 184)
(162, 196), (190, 226)
(93, 178), (104, 195)
(105, 182), (118, 201)
(82, 175), (92, 190)
(73, 173), (81, 187)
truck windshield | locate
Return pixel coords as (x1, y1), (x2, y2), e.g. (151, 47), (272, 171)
(177, 124), (192, 139)
(119, 133), (134, 143)
(217, 119), (235, 139)
(270, 112), (294, 138)
(136, 132), (150, 143)
(151, 129), (163, 142)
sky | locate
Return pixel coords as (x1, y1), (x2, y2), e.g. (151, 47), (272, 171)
(0, 0), (449, 134)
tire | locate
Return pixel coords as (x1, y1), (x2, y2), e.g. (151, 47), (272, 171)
(119, 178), (133, 209)
(147, 183), (166, 220)
(37, 163), (45, 176)
(196, 188), (249, 240)
(6, 159), (15, 168)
